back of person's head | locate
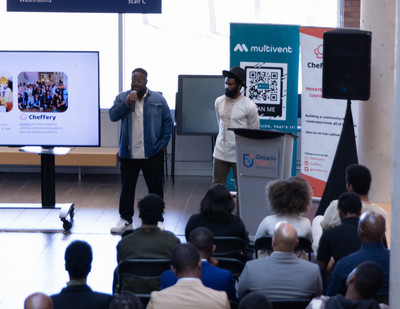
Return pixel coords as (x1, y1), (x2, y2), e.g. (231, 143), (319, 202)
(65, 240), (92, 279)
(109, 291), (143, 309)
(358, 211), (386, 243)
(188, 226), (214, 255)
(24, 292), (53, 309)
(171, 243), (200, 275)
(272, 221), (298, 252)
(348, 261), (385, 299)
(200, 183), (234, 222)
(345, 164), (371, 195)
(266, 176), (311, 215)
(337, 192), (362, 215)
(239, 292), (272, 309)
(138, 194), (165, 225)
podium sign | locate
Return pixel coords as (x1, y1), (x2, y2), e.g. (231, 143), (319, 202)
(232, 128), (296, 237)
(240, 147), (280, 179)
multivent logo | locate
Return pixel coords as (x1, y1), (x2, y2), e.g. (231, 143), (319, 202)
(234, 43), (249, 52)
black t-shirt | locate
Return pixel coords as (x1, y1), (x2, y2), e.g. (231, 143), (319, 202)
(185, 213), (247, 241)
(317, 217), (361, 264)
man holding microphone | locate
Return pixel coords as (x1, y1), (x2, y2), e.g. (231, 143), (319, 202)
(109, 68), (172, 234)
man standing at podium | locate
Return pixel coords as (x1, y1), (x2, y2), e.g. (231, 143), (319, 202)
(213, 66), (259, 193)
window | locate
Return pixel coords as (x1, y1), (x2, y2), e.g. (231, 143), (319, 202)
(1, 0), (338, 109)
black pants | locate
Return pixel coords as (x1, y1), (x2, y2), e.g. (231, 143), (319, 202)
(119, 150), (164, 223)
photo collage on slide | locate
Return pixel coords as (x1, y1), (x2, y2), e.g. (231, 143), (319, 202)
(0, 71), (68, 113)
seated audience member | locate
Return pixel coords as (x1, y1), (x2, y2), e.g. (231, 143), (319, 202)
(161, 226), (236, 300)
(317, 192), (362, 273)
(255, 177), (312, 257)
(109, 291), (143, 309)
(238, 221), (322, 301)
(115, 194), (180, 293)
(24, 292), (53, 309)
(185, 183), (252, 260)
(239, 292), (272, 309)
(147, 243), (230, 309)
(307, 261), (389, 309)
(312, 164), (387, 252)
(327, 211), (389, 296)
(51, 240), (112, 309)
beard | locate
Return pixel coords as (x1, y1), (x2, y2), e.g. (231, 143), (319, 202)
(225, 85), (240, 98)
(131, 86), (147, 99)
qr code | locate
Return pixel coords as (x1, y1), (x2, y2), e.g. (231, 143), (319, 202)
(246, 67), (282, 105)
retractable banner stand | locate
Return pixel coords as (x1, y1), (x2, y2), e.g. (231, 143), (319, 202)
(299, 27), (359, 198)
(229, 23), (299, 235)
(230, 23), (299, 135)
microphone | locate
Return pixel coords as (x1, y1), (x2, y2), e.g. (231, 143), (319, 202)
(130, 90), (136, 112)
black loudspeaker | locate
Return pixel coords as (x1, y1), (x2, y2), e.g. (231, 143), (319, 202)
(322, 29), (372, 100)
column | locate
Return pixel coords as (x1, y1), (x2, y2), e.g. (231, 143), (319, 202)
(358, 0), (396, 202)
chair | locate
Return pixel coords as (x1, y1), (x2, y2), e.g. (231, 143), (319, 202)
(214, 257), (245, 281)
(213, 236), (246, 262)
(254, 236), (313, 260)
(135, 294), (151, 307)
(296, 237), (313, 261)
(254, 236), (273, 258)
(270, 298), (311, 309)
(115, 258), (171, 294)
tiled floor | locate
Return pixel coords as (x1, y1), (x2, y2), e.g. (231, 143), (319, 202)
(0, 171), (331, 308)
(0, 172), (212, 308)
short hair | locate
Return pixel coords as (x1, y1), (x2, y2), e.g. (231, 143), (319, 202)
(345, 164), (371, 195)
(171, 243), (200, 274)
(65, 240), (92, 279)
(239, 292), (272, 309)
(337, 192), (362, 215)
(266, 176), (311, 214)
(132, 68), (148, 77)
(138, 194), (165, 225)
(200, 184), (235, 222)
(24, 292), (53, 309)
(109, 291), (143, 309)
(189, 226), (214, 254)
(353, 261), (385, 299)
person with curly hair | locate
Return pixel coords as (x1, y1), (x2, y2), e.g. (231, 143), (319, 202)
(255, 176), (312, 242)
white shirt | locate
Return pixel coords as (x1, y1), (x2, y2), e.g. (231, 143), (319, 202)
(321, 199), (388, 230)
(131, 90), (148, 159)
(213, 94), (259, 163)
(255, 213), (313, 241)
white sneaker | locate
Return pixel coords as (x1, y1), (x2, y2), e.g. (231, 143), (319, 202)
(110, 218), (132, 234)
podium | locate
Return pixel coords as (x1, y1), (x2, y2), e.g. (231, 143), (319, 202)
(231, 129), (296, 237)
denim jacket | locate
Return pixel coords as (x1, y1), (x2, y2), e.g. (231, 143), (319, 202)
(109, 89), (172, 159)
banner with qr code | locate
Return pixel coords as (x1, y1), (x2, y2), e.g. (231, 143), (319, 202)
(230, 23), (299, 133)
(230, 23), (299, 177)
(299, 27), (359, 197)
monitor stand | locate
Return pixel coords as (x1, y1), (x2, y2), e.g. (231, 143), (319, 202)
(0, 146), (74, 231)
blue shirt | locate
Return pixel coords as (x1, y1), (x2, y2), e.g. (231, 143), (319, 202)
(326, 242), (390, 296)
(161, 260), (236, 300)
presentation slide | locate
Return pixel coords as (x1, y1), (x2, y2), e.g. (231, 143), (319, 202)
(0, 51), (99, 147)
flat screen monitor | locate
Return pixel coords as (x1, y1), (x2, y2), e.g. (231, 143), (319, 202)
(0, 50), (100, 147)
(176, 75), (224, 135)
